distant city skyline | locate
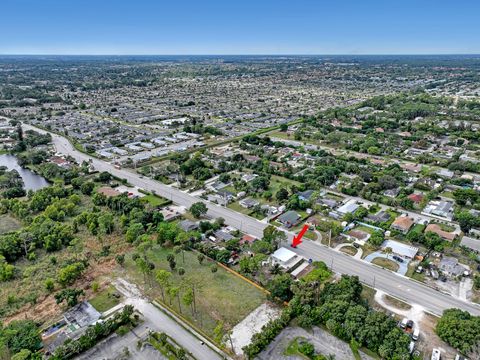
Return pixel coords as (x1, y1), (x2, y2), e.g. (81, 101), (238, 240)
(2, 0), (479, 55)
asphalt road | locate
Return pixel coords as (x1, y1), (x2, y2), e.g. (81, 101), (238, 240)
(76, 278), (224, 360)
(294, 242), (480, 316)
(25, 124), (480, 316)
(113, 279), (224, 360)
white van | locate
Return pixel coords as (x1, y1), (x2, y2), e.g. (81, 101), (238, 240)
(431, 348), (441, 360)
(400, 317), (408, 329)
(412, 328), (420, 341)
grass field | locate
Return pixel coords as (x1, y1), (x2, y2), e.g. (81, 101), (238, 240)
(270, 175), (302, 193)
(371, 257), (399, 272)
(355, 225), (377, 235)
(124, 246), (267, 338)
(89, 285), (122, 313)
(382, 294), (411, 310)
(227, 201), (265, 220)
(340, 246), (358, 256)
(141, 194), (171, 207)
(0, 215), (22, 235)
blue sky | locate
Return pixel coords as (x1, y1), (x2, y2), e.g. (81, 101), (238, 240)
(1, 0), (479, 55)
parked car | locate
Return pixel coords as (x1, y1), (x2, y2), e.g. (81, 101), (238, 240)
(400, 318), (408, 329)
(406, 320), (414, 329)
(393, 255), (404, 263)
(412, 328), (420, 341)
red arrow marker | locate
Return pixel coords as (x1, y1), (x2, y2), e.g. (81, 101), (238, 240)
(292, 224), (309, 247)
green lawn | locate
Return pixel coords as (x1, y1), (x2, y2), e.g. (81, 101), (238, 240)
(355, 225), (377, 235)
(409, 223), (426, 234)
(228, 201), (255, 215)
(284, 337), (311, 358)
(440, 191), (455, 199)
(141, 194), (171, 207)
(124, 246), (267, 338)
(436, 222), (455, 232)
(269, 175), (302, 194)
(269, 130), (317, 145)
(227, 201), (267, 220)
(383, 210), (400, 227)
(340, 246), (358, 256)
(0, 215), (22, 235)
(325, 192), (344, 201)
(89, 285), (122, 313)
(371, 257), (399, 272)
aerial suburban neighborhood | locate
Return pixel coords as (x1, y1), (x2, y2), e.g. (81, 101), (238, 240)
(1, 1), (480, 360)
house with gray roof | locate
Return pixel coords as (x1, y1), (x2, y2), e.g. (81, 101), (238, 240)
(178, 220), (198, 232)
(439, 257), (469, 277)
(239, 198), (260, 209)
(297, 189), (315, 201)
(214, 230), (235, 242)
(277, 210), (301, 228)
(366, 211), (391, 224)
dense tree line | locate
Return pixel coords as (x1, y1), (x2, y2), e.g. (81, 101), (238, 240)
(243, 275), (410, 359)
(0, 319), (42, 359)
(436, 309), (480, 354)
(0, 168), (25, 199)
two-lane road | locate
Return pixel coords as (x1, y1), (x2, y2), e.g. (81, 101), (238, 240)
(25, 124), (480, 316)
(294, 242), (480, 316)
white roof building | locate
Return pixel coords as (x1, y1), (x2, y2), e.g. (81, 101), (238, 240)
(270, 247), (303, 270)
(382, 239), (418, 259)
(337, 199), (360, 215)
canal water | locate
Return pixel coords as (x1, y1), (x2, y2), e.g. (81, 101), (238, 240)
(0, 154), (49, 191)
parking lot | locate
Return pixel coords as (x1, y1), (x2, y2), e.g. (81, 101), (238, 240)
(257, 326), (373, 360)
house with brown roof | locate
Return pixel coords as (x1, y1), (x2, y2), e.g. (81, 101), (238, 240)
(425, 224), (456, 241)
(408, 193), (424, 204)
(401, 163), (422, 173)
(305, 216), (321, 229)
(240, 234), (257, 245)
(50, 156), (71, 168)
(391, 216), (415, 234)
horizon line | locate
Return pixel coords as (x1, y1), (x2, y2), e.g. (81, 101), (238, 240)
(1, 53), (480, 57)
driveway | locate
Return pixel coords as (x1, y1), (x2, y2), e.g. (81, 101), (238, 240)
(334, 243), (363, 259)
(364, 251), (409, 275)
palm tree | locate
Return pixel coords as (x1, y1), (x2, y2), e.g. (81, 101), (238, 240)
(384, 247), (393, 259)
(270, 263), (282, 275)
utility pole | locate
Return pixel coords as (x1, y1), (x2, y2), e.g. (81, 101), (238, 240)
(328, 229), (332, 247)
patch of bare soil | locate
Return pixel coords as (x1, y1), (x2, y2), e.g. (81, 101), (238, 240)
(415, 313), (457, 360)
(373, 290), (458, 359)
(4, 258), (117, 326)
